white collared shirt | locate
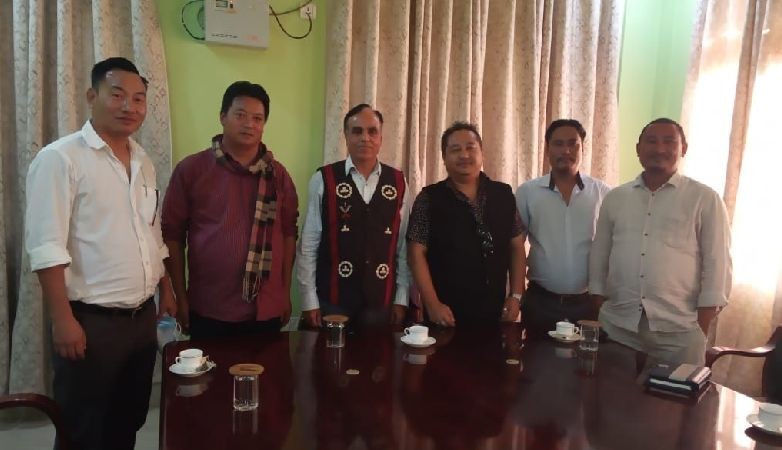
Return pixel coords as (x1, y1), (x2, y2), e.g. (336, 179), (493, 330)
(516, 173), (611, 294)
(296, 156), (411, 311)
(588, 172), (732, 332)
(25, 121), (168, 308)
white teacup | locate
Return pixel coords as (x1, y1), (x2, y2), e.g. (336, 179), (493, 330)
(176, 348), (206, 371)
(759, 402), (782, 430)
(404, 325), (429, 344)
(555, 321), (579, 337)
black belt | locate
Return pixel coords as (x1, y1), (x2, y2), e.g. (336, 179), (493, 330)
(528, 281), (588, 301)
(70, 297), (154, 318)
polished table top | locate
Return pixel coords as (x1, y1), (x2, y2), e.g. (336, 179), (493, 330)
(160, 325), (782, 450)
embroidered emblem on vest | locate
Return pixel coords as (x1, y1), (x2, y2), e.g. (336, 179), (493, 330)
(338, 261), (354, 278)
(341, 224), (350, 232)
(339, 203), (352, 220)
(376, 263), (390, 279)
(381, 184), (397, 200)
(336, 182), (353, 199)
(384, 227), (392, 235)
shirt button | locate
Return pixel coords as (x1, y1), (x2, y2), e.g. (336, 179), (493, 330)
(644, 233), (648, 237)
(641, 253), (645, 256)
(640, 275), (644, 278)
(647, 213), (651, 216)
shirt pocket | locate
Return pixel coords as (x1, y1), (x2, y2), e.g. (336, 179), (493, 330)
(661, 216), (696, 254)
(139, 187), (159, 226)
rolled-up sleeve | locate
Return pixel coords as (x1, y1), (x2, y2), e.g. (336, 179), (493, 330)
(25, 149), (74, 271)
(696, 190), (732, 308)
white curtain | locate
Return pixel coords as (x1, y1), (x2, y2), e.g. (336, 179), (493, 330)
(0, 0), (172, 394)
(323, 0), (623, 194)
(681, 0), (782, 396)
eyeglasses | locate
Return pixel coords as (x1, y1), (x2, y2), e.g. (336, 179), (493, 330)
(476, 222), (494, 258)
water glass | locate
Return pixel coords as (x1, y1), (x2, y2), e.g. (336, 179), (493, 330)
(578, 320), (600, 352)
(230, 364), (263, 411)
(323, 314), (348, 348)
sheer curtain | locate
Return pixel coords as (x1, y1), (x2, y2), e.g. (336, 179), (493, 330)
(323, 0), (623, 193)
(681, 0), (782, 396)
(0, 0), (172, 395)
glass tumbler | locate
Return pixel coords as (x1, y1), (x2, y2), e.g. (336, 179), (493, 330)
(229, 364), (263, 411)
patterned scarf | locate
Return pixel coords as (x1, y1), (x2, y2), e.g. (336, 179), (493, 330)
(212, 135), (277, 303)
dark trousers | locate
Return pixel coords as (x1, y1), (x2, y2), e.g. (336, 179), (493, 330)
(53, 299), (157, 450)
(189, 312), (282, 339)
(522, 282), (596, 337)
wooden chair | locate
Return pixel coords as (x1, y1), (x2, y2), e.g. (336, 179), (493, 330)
(705, 326), (782, 402)
(0, 393), (71, 449)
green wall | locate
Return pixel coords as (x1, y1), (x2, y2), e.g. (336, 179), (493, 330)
(157, 0), (326, 195)
(617, 0), (698, 182)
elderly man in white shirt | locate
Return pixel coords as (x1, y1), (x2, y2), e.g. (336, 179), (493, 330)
(589, 118), (732, 365)
(516, 119), (611, 335)
(25, 57), (175, 450)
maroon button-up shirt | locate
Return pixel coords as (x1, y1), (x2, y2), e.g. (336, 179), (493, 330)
(162, 147), (298, 321)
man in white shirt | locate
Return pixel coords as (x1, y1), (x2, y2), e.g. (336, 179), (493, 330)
(25, 57), (175, 450)
(589, 118), (732, 365)
(516, 119), (610, 335)
(296, 104), (411, 328)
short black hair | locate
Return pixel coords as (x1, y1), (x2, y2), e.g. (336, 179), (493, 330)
(343, 104), (384, 132)
(220, 81), (271, 119)
(91, 57), (148, 89)
(440, 121), (482, 155)
(638, 118), (688, 146)
(545, 119), (587, 143)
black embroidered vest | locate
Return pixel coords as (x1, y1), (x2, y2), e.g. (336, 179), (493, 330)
(315, 160), (406, 318)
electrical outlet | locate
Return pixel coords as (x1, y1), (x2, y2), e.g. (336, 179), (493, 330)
(299, 3), (316, 20)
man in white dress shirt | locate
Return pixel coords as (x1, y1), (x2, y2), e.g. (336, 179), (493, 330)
(25, 57), (175, 450)
(296, 104), (411, 328)
(515, 119), (611, 335)
(589, 118), (732, 365)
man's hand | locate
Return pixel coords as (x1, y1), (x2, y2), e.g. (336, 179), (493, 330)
(426, 301), (456, 327)
(176, 295), (190, 334)
(591, 294), (606, 310)
(500, 297), (520, 322)
(158, 288), (177, 320)
(52, 314), (87, 360)
(697, 306), (720, 334)
(302, 309), (322, 328)
(390, 305), (407, 325)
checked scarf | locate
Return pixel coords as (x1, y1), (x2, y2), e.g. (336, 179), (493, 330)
(213, 135), (277, 302)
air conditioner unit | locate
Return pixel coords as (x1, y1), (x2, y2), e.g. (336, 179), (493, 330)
(204, 0), (269, 49)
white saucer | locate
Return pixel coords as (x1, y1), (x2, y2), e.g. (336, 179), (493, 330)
(169, 360), (216, 378)
(747, 414), (782, 436)
(401, 335), (436, 348)
(548, 330), (582, 343)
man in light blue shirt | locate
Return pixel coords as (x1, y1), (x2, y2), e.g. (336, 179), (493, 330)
(516, 119), (610, 335)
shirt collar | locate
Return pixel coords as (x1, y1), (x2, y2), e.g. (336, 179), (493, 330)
(345, 155), (381, 177)
(543, 172), (585, 191)
(82, 120), (143, 156)
(633, 171), (682, 190)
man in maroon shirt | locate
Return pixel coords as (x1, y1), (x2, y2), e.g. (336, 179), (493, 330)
(162, 81), (299, 338)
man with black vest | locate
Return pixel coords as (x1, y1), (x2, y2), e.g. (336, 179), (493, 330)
(408, 122), (527, 326)
(297, 104), (411, 328)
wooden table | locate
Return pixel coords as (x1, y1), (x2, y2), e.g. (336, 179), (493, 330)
(160, 325), (782, 450)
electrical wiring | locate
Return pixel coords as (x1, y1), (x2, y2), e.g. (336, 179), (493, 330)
(180, 1), (314, 42)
